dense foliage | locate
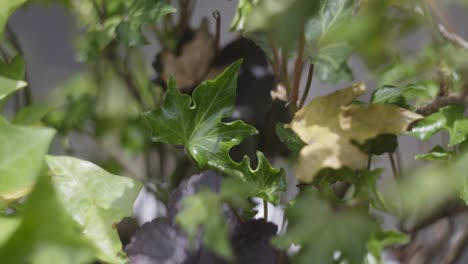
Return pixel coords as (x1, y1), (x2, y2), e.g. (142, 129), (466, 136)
(2, 0), (468, 263)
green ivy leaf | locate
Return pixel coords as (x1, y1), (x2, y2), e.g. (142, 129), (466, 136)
(244, 0), (320, 52)
(354, 169), (387, 211)
(371, 85), (410, 109)
(273, 189), (377, 264)
(367, 230), (409, 264)
(116, 0), (175, 47)
(45, 156), (142, 264)
(305, 0), (357, 83)
(415, 145), (453, 161)
(176, 190), (233, 260)
(360, 134), (398, 155)
(0, 175), (95, 264)
(0, 0), (27, 40)
(409, 105), (468, 145)
(0, 76), (27, 102)
(230, 0), (256, 31)
(143, 61), (285, 203)
(0, 122), (55, 202)
(275, 122), (306, 156)
(0, 55), (26, 80)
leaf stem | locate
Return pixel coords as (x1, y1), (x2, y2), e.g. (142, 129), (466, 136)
(263, 199), (268, 221)
(291, 22), (306, 110)
(299, 63), (314, 109)
(388, 153), (399, 178)
(280, 50), (292, 96)
(212, 10), (221, 52)
(267, 33), (282, 82)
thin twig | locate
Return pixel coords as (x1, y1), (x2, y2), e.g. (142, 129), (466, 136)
(267, 33), (282, 82)
(212, 10), (221, 52)
(291, 22), (306, 110)
(263, 199), (268, 221)
(388, 153), (399, 178)
(415, 92), (468, 116)
(280, 50), (292, 95)
(442, 231), (468, 264)
(299, 63), (314, 109)
(6, 25), (32, 106)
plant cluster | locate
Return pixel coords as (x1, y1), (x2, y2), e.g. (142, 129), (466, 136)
(2, 0), (468, 263)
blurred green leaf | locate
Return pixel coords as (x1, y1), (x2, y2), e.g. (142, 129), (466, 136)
(244, 0), (320, 52)
(0, 175), (95, 264)
(143, 61), (285, 203)
(12, 104), (53, 125)
(0, 122), (55, 202)
(0, 216), (20, 247)
(354, 169), (387, 211)
(116, 0), (175, 47)
(273, 189), (377, 264)
(367, 230), (408, 264)
(45, 156), (142, 264)
(305, 0), (356, 83)
(0, 76), (27, 102)
(0, 0), (27, 40)
(176, 190), (233, 260)
(415, 145), (453, 161)
(385, 150), (468, 217)
(230, 0), (256, 31)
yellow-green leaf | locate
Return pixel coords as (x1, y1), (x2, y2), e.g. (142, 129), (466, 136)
(289, 83), (421, 183)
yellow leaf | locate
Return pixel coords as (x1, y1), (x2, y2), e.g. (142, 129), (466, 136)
(289, 82), (422, 183)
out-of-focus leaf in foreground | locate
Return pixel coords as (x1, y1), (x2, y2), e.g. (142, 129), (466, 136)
(46, 156), (142, 264)
(0, 122), (55, 202)
(289, 82), (421, 182)
(385, 150), (468, 217)
(273, 189), (377, 264)
(0, 176), (95, 264)
(0, 0), (27, 40)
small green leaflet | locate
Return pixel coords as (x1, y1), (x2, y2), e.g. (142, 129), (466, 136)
(0, 76), (27, 102)
(46, 156), (142, 264)
(143, 61), (285, 203)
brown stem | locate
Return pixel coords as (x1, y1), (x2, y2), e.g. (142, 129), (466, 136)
(280, 50), (292, 95)
(212, 10), (221, 52)
(415, 92), (468, 116)
(267, 33), (282, 82)
(291, 23), (306, 110)
(298, 63), (314, 109)
(442, 230), (468, 264)
(388, 153), (399, 178)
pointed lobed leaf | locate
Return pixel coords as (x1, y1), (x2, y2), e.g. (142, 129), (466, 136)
(273, 189), (377, 264)
(143, 61), (256, 168)
(0, 122), (55, 201)
(367, 230), (409, 264)
(143, 61), (285, 203)
(289, 82), (421, 182)
(45, 156), (142, 264)
(0, 175), (95, 264)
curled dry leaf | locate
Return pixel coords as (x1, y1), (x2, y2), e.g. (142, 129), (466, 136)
(159, 19), (218, 93)
(289, 82), (422, 183)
